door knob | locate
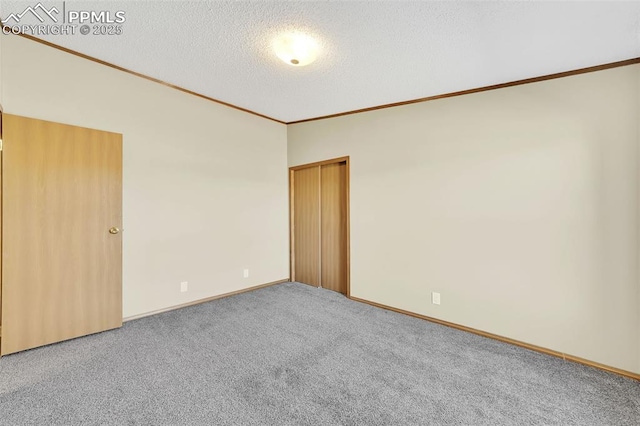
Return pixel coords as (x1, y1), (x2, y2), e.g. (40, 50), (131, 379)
(109, 227), (120, 235)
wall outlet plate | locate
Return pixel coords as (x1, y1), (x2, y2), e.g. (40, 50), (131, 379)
(432, 292), (441, 305)
(180, 281), (188, 292)
(243, 269), (249, 278)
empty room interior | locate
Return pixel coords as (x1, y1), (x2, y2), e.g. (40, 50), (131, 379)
(0, 1), (639, 424)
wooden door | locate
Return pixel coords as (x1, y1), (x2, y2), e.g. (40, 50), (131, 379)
(320, 162), (348, 294)
(292, 166), (321, 287)
(290, 158), (349, 295)
(0, 111), (3, 336)
(1, 114), (123, 355)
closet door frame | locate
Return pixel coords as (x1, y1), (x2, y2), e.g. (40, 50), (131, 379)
(289, 156), (350, 296)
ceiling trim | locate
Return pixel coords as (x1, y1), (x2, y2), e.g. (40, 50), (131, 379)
(3, 30), (286, 124)
(287, 57), (640, 125)
(2, 30), (638, 126)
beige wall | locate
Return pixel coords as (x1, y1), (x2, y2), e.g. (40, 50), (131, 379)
(2, 31), (638, 374)
(289, 64), (640, 374)
(0, 34), (289, 318)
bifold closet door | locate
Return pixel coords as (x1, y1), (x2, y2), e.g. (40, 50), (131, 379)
(291, 160), (348, 295)
(1, 114), (123, 356)
(292, 166), (321, 287)
(320, 162), (347, 294)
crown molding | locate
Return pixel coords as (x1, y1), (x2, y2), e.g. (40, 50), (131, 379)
(3, 27), (638, 126)
(1, 29), (286, 124)
(287, 57), (640, 125)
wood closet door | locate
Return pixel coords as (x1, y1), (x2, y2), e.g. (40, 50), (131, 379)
(291, 159), (349, 295)
(320, 162), (348, 294)
(1, 114), (123, 355)
(292, 166), (321, 287)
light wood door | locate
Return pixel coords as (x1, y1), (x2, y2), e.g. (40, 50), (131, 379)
(292, 166), (321, 287)
(290, 158), (349, 295)
(321, 162), (348, 294)
(1, 114), (123, 355)
(0, 112), (3, 333)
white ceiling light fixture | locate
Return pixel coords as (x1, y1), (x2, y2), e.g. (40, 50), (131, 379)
(273, 32), (320, 67)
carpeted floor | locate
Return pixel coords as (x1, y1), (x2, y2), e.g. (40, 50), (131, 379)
(0, 282), (638, 425)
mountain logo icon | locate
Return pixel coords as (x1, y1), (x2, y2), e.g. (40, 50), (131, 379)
(2, 3), (60, 24)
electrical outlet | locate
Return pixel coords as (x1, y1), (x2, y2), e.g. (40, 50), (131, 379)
(432, 292), (441, 305)
(180, 281), (188, 292)
(243, 269), (249, 278)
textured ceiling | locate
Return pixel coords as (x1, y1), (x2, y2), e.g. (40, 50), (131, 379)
(2, 1), (640, 122)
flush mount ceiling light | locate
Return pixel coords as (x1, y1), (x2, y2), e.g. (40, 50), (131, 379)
(273, 32), (319, 67)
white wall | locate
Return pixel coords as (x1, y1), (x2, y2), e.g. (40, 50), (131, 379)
(288, 64), (640, 374)
(1, 33), (289, 318)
